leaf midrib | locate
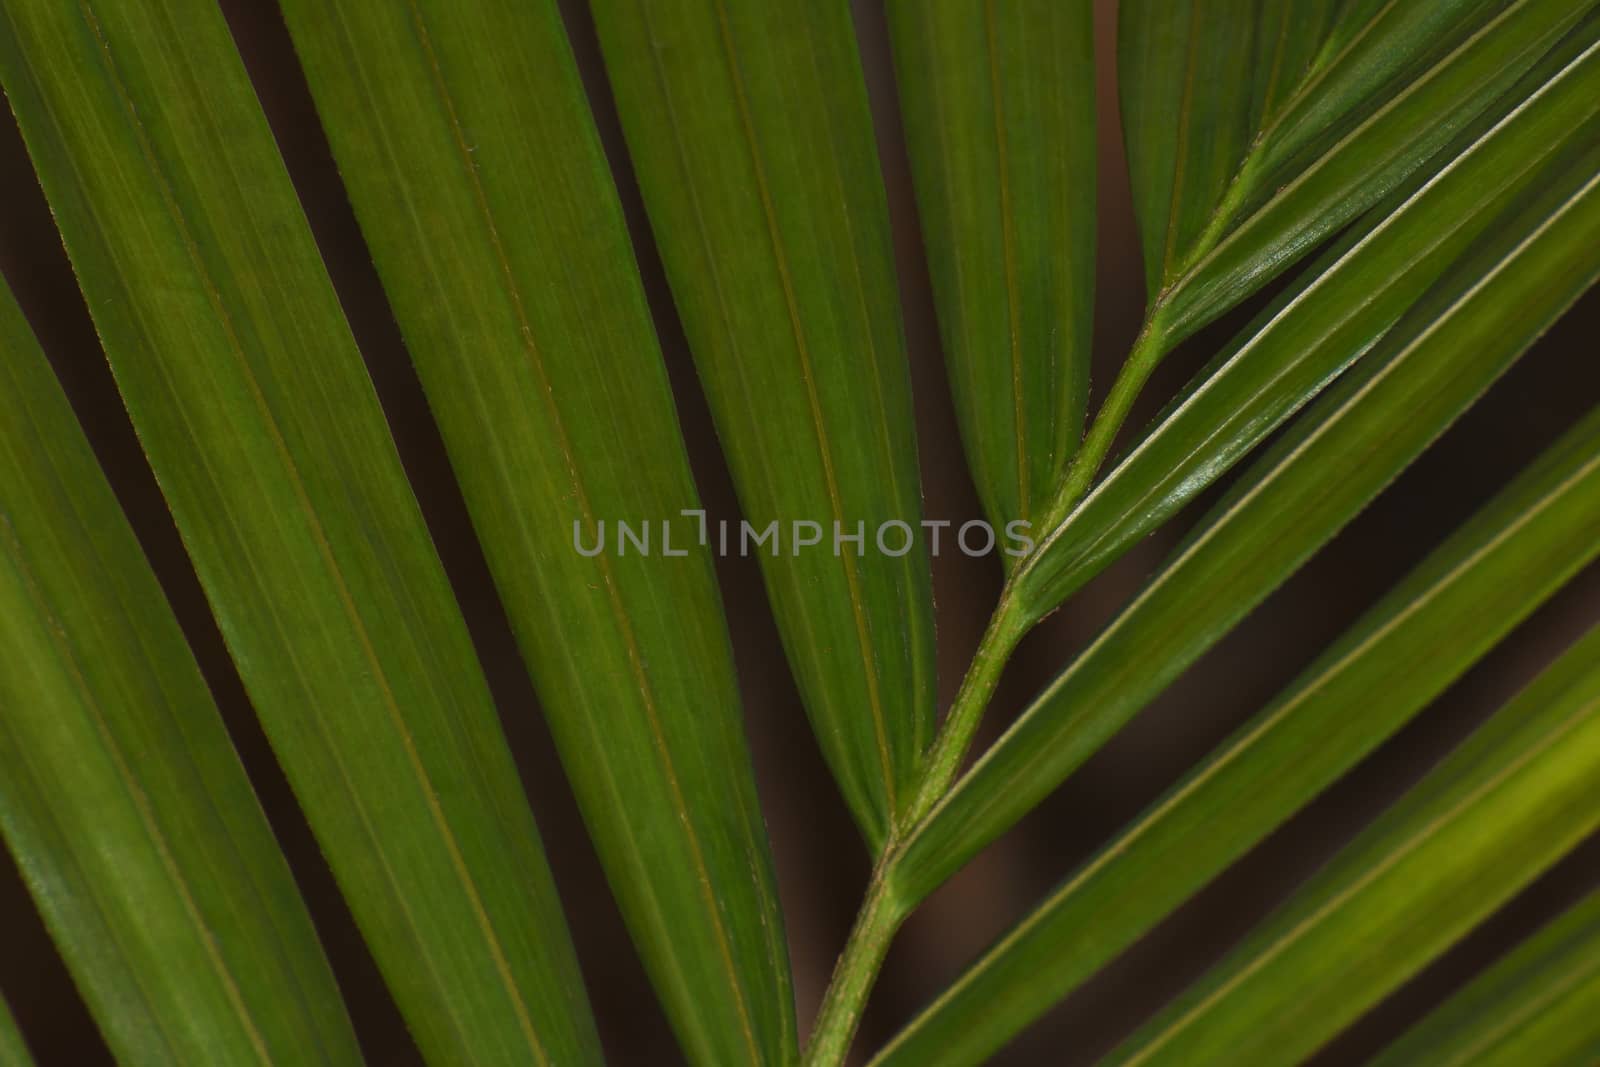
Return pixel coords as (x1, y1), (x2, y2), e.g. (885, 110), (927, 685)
(983, 0), (1030, 522)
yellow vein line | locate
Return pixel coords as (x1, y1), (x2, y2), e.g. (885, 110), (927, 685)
(709, 0), (900, 820)
(1121, 694), (1600, 1066)
(917, 10), (990, 538)
(799, 7), (931, 762)
(1258, 5), (1294, 121)
(985, 0), (1029, 521)
(0, 517), (272, 1067)
(1160, 0), (1207, 281)
(405, 6), (758, 1062)
(630, 0), (819, 1022)
(74, 2), (544, 1059)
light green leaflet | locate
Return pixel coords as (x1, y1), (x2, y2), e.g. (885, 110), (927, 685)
(0, 993), (29, 1067)
(276, 2), (794, 1064)
(0, 1), (599, 1062)
(0, 282), (359, 1065)
(1107, 619), (1600, 1066)
(1121, 0), (1594, 347)
(895, 97), (1600, 903)
(1372, 889), (1600, 1066)
(887, 0), (1095, 536)
(873, 396), (1600, 1067)
(1012, 15), (1600, 618)
(589, 0), (936, 849)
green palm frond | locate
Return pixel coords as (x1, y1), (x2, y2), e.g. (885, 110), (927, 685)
(0, 2), (1596, 1066)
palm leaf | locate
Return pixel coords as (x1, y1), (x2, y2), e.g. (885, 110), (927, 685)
(1, 4), (1595, 1066)
(0, 992), (30, 1067)
(896, 104), (1600, 901)
(0, 1), (598, 1061)
(1371, 889), (1600, 1066)
(873, 396), (1600, 1067)
(588, 0), (936, 848)
(1121, 0), (1592, 345)
(274, 2), (793, 1063)
(0, 279), (359, 1064)
(887, 0), (1096, 536)
(1015, 15), (1600, 617)
(1106, 618), (1600, 1066)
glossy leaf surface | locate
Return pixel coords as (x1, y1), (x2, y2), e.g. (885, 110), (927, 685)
(278, 3), (794, 1063)
(887, 0), (1095, 534)
(590, 0), (937, 847)
(0, 2), (598, 1061)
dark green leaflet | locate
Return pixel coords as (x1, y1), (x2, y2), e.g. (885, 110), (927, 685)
(589, 0), (936, 849)
(0, 1), (599, 1061)
(4, 283), (347, 1065)
(888, 0), (1096, 536)
(277, 1), (794, 1063)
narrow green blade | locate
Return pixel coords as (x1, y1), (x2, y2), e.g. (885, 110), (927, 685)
(0, 281), (361, 1065)
(588, 0), (936, 848)
(0, 993), (31, 1067)
(1121, 0), (1274, 299)
(1372, 890), (1600, 1067)
(276, 2), (793, 1063)
(1107, 622), (1600, 1067)
(1122, 0), (1594, 346)
(1014, 21), (1600, 618)
(0, 3), (600, 1063)
(872, 399), (1600, 1067)
(887, 0), (1095, 536)
(895, 114), (1600, 903)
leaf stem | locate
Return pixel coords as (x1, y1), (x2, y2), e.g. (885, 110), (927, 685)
(803, 313), (1175, 1067)
(902, 598), (1031, 831)
(1034, 314), (1172, 538)
(802, 593), (1025, 1066)
(802, 861), (908, 1067)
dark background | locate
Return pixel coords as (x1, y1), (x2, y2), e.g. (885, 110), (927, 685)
(2, 2), (1596, 1064)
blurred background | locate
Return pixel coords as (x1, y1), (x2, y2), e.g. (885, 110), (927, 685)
(1, 1), (1596, 1064)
